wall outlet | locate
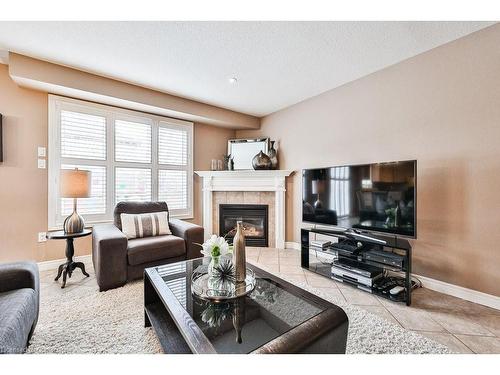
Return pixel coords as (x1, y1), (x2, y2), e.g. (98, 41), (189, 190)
(38, 146), (46, 157)
(38, 232), (47, 243)
(37, 159), (46, 169)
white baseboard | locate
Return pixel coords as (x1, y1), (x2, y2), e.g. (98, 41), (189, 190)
(284, 240), (499, 310)
(414, 274), (500, 310)
(284, 241), (301, 250)
(37, 254), (92, 272)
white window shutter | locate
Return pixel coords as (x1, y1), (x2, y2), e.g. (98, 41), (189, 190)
(158, 126), (188, 166)
(60, 110), (106, 160)
(115, 167), (152, 203)
(158, 170), (188, 210)
(115, 119), (152, 163)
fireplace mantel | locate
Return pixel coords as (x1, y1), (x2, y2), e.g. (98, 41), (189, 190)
(195, 170), (293, 248)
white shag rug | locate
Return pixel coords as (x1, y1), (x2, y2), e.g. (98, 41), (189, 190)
(27, 276), (451, 354)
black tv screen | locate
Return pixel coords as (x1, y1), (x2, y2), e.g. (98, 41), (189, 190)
(302, 160), (416, 237)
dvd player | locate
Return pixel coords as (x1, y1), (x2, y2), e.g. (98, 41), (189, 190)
(334, 257), (383, 278)
(364, 249), (405, 268)
(331, 266), (382, 288)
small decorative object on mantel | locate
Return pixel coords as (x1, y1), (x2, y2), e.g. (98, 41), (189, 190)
(223, 154), (234, 171)
(252, 150), (272, 170)
(268, 140), (278, 170)
(233, 221), (247, 283)
(228, 138), (269, 170)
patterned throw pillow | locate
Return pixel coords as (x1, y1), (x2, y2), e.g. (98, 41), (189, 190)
(120, 211), (172, 239)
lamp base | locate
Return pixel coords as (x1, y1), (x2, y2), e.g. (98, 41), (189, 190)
(63, 211), (85, 234)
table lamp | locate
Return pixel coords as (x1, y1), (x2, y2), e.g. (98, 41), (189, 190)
(60, 168), (91, 233)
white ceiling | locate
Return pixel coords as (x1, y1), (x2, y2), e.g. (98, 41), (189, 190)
(0, 21), (495, 117)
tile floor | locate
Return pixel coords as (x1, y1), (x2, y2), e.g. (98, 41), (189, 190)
(38, 247), (500, 354)
(247, 247), (500, 354)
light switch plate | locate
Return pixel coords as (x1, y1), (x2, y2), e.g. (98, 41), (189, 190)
(38, 232), (47, 242)
(37, 159), (46, 169)
(38, 146), (46, 157)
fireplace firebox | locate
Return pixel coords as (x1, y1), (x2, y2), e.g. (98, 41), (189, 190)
(219, 204), (269, 247)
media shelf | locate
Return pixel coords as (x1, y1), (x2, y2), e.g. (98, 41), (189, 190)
(301, 228), (413, 306)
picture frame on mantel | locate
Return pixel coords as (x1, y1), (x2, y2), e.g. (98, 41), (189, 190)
(228, 138), (269, 170)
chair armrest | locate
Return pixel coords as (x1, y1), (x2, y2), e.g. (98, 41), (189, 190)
(92, 224), (128, 291)
(169, 219), (204, 260)
(0, 261), (39, 294)
(0, 261), (40, 342)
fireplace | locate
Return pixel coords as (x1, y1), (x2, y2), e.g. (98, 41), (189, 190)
(219, 204), (269, 247)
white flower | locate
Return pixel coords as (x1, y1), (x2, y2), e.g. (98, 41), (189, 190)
(200, 234), (230, 258)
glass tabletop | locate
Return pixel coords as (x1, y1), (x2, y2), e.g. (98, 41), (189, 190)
(154, 258), (324, 354)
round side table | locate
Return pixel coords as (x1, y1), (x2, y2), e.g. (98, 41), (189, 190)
(46, 229), (92, 288)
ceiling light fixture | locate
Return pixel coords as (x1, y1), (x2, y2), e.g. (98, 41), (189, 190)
(228, 77), (238, 84)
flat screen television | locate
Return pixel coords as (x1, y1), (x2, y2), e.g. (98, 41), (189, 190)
(302, 160), (416, 238)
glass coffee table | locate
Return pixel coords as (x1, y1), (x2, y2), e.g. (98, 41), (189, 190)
(144, 258), (348, 354)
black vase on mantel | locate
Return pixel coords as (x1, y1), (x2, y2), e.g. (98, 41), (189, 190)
(252, 151), (272, 170)
(268, 141), (278, 170)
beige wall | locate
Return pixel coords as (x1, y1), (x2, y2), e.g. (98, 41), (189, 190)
(0, 63), (235, 263)
(237, 24), (500, 296)
(9, 53), (259, 130)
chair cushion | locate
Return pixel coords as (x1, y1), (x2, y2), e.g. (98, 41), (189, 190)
(127, 235), (186, 266)
(114, 201), (169, 231)
(0, 288), (37, 354)
(121, 211), (171, 239)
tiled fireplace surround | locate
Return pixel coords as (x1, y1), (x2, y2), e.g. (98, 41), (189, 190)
(195, 170), (293, 248)
(213, 191), (275, 246)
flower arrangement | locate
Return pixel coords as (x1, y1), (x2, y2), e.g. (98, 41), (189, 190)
(200, 234), (232, 258)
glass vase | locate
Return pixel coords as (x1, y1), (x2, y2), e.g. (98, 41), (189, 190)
(208, 256), (220, 278)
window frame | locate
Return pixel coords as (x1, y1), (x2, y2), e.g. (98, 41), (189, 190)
(48, 95), (194, 230)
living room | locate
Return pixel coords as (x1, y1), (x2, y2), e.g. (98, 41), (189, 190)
(1, 0), (500, 371)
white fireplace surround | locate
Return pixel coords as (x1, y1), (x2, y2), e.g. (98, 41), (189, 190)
(195, 170), (294, 248)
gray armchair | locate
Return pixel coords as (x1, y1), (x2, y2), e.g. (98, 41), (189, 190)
(0, 261), (40, 354)
(92, 201), (204, 291)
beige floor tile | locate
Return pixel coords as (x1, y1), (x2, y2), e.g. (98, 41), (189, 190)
(475, 315), (500, 337)
(257, 256), (279, 265)
(304, 272), (338, 288)
(428, 311), (494, 336)
(247, 254), (259, 262)
(386, 305), (446, 332)
(279, 249), (300, 257)
(279, 264), (304, 275)
(412, 288), (500, 316)
(261, 247), (279, 254)
(256, 264), (279, 275)
(360, 306), (402, 327)
(419, 332), (474, 354)
(279, 256), (300, 265)
(279, 273), (307, 285)
(313, 287), (347, 304)
(455, 335), (500, 354)
(245, 246), (261, 254)
(340, 288), (382, 306)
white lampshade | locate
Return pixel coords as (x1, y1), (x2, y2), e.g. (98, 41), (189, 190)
(60, 169), (91, 198)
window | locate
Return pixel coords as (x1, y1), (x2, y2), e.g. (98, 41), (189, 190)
(48, 95), (193, 229)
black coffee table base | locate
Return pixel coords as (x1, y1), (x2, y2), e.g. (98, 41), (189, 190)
(54, 237), (90, 288)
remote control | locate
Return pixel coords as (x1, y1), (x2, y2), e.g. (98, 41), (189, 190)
(389, 286), (405, 295)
